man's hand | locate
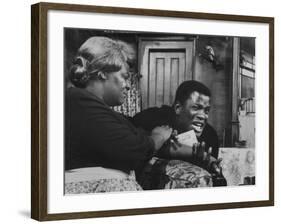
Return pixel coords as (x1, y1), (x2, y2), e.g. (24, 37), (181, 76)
(192, 142), (223, 175)
(170, 138), (223, 175)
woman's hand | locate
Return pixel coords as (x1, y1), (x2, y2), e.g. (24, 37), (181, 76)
(150, 125), (173, 150)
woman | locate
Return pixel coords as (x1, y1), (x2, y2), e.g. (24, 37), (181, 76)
(65, 36), (172, 193)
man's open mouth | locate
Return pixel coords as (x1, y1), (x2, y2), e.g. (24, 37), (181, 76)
(191, 122), (205, 133)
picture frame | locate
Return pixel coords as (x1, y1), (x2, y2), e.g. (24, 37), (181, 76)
(31, 2), (274, 221)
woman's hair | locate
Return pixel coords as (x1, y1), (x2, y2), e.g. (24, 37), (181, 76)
(69, 36), (134, 88)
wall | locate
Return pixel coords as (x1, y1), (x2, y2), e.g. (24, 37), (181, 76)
(194, 36), (233, 145)
(0, 0), (280, 224)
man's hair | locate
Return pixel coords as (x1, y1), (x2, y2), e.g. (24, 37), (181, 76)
(174, 80), (211, 105)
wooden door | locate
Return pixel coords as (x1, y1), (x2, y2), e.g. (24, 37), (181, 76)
(139, 39), (195, 109)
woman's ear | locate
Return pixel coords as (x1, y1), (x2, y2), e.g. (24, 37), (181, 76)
(97, 71), (107, 80)
(174, 102), (182, 115)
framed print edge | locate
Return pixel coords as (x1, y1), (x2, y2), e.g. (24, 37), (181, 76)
(31, 2), (274, 221)
(31, 3), (48, 221)
(37, 200), (273, 221)
(31, 3), (40, 220)
(269, 18), (274, 205)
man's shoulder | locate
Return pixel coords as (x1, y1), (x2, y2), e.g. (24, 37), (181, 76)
(200, 123), (219, 145)
(204, 123), (218, 135)
(201, 123), (219, 158)
(134, 105), (174, 118)
(201, 124), (219, 143)
(132, 105), (175, 131)
(140, 105), (173, 113)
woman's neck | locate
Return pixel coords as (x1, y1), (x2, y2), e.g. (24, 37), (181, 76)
(85, 82), (104, 102)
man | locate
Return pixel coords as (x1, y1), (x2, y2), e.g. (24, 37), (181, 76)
(132, 80), (226, 188)
(133, 80), (219, 158)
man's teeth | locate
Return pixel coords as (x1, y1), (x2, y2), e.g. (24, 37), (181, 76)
(193, 123), (203, 127)
(192, 123), (203, 132)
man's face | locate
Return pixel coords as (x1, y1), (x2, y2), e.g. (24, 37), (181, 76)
(103, 64), (130, 106)
(175, 91), (211, 137)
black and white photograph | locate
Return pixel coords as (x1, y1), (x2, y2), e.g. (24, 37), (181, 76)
(30, 2), (274, 221)
(64, 28), (256, 194)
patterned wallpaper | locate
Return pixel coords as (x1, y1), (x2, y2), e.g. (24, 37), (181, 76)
(113, 73), (141, 117)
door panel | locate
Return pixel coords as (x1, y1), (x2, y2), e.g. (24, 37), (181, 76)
(149, 52), (186, 107)
(139, 40), (195, 109)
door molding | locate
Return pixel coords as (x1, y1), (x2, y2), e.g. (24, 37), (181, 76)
(138, 37), (196, 109)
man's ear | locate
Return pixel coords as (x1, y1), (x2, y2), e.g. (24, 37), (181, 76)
(174, 102), (182, 115)
(97, 71), (107, 80)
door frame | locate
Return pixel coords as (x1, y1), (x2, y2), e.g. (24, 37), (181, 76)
(138, 36), (196, 109)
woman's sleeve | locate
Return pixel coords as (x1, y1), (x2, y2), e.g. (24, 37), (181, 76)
(84, 105), (155, 170)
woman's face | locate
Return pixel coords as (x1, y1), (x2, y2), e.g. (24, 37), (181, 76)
(103, 64), (130, 106)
